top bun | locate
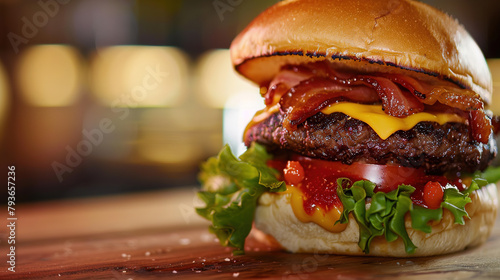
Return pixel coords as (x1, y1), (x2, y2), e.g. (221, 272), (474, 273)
(230, 0), (492, 104)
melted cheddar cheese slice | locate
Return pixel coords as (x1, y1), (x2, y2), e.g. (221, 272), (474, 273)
(320, 103), (466, 140)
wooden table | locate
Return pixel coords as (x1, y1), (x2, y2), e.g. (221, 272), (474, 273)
(1, 186), (499, 279)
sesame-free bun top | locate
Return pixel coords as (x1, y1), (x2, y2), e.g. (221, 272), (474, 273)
(230, 0), (492, 104)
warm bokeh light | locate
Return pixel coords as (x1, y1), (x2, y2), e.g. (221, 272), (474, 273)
(89, 46), (189, 107)
(195, 49), (258, 108)
(16, 45), (84, 107)
(0, 61), (9, 131)
(136, 109), (203, 165)
(488, 59), (500, 115)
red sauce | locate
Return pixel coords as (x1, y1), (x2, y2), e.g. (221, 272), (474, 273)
(422, 182), (445, 209)
(268, 156), (465, 215)
(283, 161), (305, 185)
(295, 159), (348, 214)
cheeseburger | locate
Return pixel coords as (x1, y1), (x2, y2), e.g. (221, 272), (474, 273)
(197, 0), (500, 256)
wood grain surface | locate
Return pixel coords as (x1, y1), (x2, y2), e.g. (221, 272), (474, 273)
(1, 186), (499, 279)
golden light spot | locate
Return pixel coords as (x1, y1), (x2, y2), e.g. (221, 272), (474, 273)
(89, 46), (189, 107)
(16, 45), (84, 107)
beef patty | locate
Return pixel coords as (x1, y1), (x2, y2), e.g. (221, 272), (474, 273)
(244, 112), (497, 175)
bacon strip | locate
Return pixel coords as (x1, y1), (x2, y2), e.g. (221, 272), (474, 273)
(280, 77), (379, 129)
(264, 66), (314, 105)
(264, 62), (491, 143)
(380, 73), (483, 111)
(470, 109), (493, 144)
(361, 76), (424, 117)
(380, 74), (428, 100)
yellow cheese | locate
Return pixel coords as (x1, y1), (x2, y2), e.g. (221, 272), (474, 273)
(321, 103), (466, 140)
(286, 185), (347, 233)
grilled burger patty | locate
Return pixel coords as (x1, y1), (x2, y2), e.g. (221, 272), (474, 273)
(245, 111), (497, 175)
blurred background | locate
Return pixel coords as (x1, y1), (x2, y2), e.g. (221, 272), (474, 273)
(0, 0), (499, 202)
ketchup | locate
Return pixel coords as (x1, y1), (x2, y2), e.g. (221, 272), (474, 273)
(269, 156), (465, 214)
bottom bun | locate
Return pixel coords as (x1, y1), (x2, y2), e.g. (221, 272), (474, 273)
(254, 183), (498, 257)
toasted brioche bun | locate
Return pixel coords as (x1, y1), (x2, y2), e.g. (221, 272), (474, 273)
(230, 0), (492, 104)
(253, 183), (498, 256)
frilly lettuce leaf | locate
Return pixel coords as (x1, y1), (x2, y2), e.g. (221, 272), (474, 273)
(336, 179), (417, 254)
(336, 171), (497, 254)
(196, 143), (285, 255)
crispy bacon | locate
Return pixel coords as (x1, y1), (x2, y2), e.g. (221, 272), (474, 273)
(470, 109), (493, 143)
(380, 73), (484, 111)
(263, 62), (492, 143)
(361, 76), (424, 117)
(422, 87), (484, 112)
(264, 66), (314, 105)
(381, 74), (428, 100)
(280, 77), (379, 129)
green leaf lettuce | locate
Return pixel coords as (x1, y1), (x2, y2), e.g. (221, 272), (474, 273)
(196, 143), (285, 254)
(336, 168), (499, 254)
